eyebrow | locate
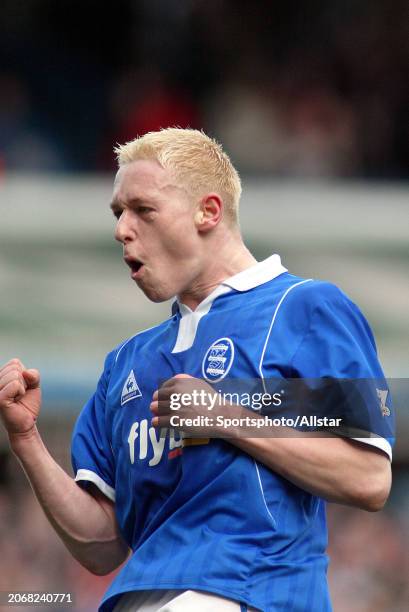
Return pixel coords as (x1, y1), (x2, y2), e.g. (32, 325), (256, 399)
(109, 197), (145, 212)
(109, 199), (122, 213)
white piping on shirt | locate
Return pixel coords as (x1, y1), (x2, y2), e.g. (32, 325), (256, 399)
(258, 279), (313, 390)
(254, 460), (277, 529)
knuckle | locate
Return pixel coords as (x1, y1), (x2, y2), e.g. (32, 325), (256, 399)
(9, 371), (23, 385)
(10, 379), (22, 391)
(1, 380), (23, 400)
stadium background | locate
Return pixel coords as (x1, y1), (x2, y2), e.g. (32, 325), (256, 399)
(0, 1), (408, 610)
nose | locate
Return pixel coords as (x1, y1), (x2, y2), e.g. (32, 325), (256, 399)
(115, 210), (135, 244)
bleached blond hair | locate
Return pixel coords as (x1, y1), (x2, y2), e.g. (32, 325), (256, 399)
(114, 128), (242, 224)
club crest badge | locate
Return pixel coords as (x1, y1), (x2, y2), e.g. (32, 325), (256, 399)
(121, 369), (142, 406)
(202, 337), (235, 382)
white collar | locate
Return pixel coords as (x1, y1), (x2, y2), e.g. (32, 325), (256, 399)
(177, 284), (232, 316)
(171, 255), (287, 352)
(175, 254), (287, 315)
(221, 254), (287, 292)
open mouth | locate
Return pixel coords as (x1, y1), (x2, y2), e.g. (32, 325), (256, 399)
(124, 257), (144, 276)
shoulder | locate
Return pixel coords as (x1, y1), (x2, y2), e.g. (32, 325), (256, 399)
(103, 317), (174, 374)
(284, 276), (349, 304)
(286, 278), (377, 354)
(272, 275), (374, 343)
(275, 276), (357, 318)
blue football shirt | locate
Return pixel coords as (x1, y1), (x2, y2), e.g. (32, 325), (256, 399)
(71, 254), (394, 611)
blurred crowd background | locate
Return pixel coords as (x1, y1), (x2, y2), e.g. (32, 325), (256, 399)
(0, 0), (408, 178)
(0, 1), (408, 611)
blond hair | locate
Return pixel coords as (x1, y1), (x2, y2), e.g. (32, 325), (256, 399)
(114, 128), (241, 223)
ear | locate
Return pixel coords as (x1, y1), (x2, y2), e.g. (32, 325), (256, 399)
(195, 194), (223, 232)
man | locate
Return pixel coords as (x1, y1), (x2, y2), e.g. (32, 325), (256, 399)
(0, 128), (393, 611)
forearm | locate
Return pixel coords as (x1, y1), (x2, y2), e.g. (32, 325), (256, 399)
(231, 433), (391, 511)
(9, 426), (128, 574)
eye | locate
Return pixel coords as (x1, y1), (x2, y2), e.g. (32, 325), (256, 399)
(113, 210), (122, 220)
(136, 206), (156, 219)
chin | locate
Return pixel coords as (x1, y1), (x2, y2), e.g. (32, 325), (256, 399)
(136, 282), (174, 303)
(146, 293), (170, 304)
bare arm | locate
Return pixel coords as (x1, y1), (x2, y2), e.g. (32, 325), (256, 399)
(231, 434), (391, 512)
(151, 375), (392, 512)
(0, 359), (129, 575)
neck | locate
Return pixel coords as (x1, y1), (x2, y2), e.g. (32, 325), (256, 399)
(178, 235), (257, 310)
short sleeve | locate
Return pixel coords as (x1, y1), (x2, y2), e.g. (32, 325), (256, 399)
(290, 283), (395, 459)
(71, 352), (116, 501)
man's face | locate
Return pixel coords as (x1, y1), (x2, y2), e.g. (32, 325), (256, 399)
(111, 159), (201, 302)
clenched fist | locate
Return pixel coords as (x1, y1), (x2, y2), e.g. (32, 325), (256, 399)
(0, 358), (41, 435)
